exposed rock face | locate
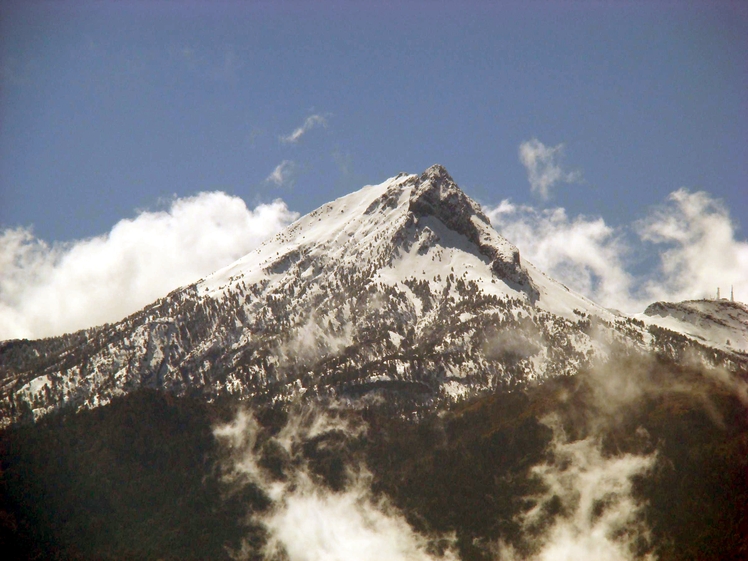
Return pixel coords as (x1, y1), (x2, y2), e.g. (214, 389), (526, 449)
(1, 166), (744, 427)
(409, 165), (535, 295)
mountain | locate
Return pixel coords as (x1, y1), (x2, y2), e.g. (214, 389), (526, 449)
(643, 299), (748, 353)
(1, 165), (746, 427)
(2, 166), (748, 561)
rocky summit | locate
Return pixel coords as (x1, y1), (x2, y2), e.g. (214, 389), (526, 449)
(1, 165), (746, 426)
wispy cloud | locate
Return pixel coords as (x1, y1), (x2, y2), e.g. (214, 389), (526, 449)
(485, 188), (748, 312)
(266, 160), (297, 188)
(280, 114), (328, 144)
(519, 139), (582, 200)
(215, 408), (457, 561)
(0, 193), (298, 340)
(500, 416), (655, 561)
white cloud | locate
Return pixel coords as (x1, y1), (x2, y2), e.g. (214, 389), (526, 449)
(215, 408), (457, 561)
(266, 160), (297, 188)
(0, 193), (298, 340)
(485, 202), (637, 311)
(636, 188), (748, 303)
(519, 139), (581, 200)
(500, 416), (655, 561)
(280, 114), (327, 144)
(484, 188), (748, 312)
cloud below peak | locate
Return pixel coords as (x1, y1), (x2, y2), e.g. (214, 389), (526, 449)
(215, 408), (457, 561)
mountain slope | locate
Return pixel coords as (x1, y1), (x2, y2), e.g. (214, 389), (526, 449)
(1, 165), (745, 426)
(643, 299), (748, 353)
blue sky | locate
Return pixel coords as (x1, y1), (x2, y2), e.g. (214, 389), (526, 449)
(1, 0), (747, 338)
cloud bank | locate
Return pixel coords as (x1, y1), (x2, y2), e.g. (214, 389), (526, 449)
(519, 139), (581, 200)
(485, 188), (748, 312)
(280, 114), (327, 144)
(0, 192), (298, 340)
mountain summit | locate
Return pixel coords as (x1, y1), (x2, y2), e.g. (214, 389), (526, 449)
(200, 163), (535, 301)
(411, 165), (534, 291)
(1, 166), (744, 425)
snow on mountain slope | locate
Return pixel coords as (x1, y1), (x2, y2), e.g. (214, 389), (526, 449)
(1, 165), (745, 426)
(641, 299), (748, 353)
(199, 165), (606, 320)
(199, 171), (412, 296)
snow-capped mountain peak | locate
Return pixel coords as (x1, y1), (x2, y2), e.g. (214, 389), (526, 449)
(1, 166), (745, 426)
(200, 164), (533, 301)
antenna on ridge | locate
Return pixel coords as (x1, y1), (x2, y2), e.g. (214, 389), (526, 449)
(731, 285), (734, 302)
(717, 287), (720, 300)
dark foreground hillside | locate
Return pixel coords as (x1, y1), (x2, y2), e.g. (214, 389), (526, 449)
(1, 354), (746, 560)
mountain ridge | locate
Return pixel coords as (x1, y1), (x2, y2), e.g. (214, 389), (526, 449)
(1, 165), (746, 426)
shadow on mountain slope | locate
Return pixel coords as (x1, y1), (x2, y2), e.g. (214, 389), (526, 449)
(0, 353), (746, 560)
